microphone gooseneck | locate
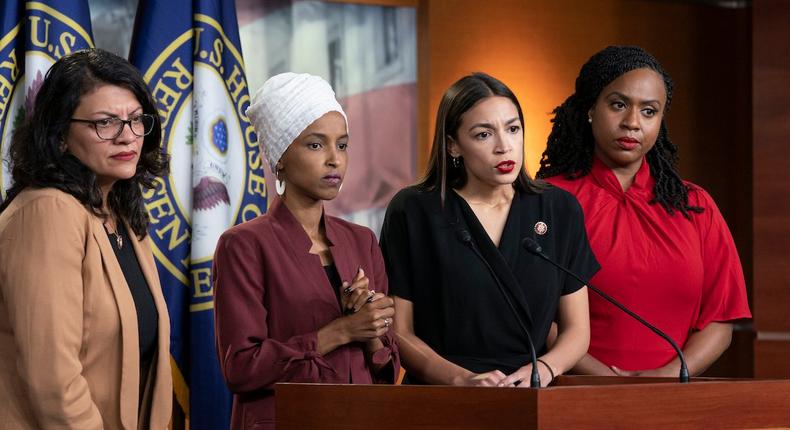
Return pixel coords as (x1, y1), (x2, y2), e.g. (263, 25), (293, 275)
(457, 230), (542, 388)
(521, 237), (690, 383)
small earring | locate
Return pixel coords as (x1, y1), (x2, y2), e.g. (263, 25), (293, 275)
(452, 156), (460, 168)
(588, 116), (593, 124)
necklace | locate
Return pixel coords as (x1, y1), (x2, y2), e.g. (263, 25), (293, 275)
(104, 222), (123, 249)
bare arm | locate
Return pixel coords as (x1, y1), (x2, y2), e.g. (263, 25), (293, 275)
(500, 287), (591, 386)
(540, 287), (591, 378)
(572, 353), (617, 375)
(563, 320), (615, 376)
(393, 297), (505, 386)
(612, 322), (733, 377)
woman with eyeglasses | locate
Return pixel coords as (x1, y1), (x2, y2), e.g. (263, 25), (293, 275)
(0, 49), (172, 428)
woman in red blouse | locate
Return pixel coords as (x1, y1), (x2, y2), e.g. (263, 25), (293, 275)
(537, 46), (751, 377)
(213, 73), (399, 429)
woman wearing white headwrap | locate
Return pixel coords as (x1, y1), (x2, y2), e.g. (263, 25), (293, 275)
(213, 73), (400, 429)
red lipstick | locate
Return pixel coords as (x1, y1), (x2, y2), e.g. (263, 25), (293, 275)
(616, 137), (640, 151)
(111, 151), (136, 161)
(496, 160), (516, 174)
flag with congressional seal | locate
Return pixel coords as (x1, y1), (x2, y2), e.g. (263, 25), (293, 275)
(0, 0), (94, 201)
(129, 0), (266, 427)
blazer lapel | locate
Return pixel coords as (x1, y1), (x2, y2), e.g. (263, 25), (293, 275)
(271, 200), (342, 311)
(90, 217), (139, 429)
(127, 225), (172, 429)
(324, 215), (355, 290)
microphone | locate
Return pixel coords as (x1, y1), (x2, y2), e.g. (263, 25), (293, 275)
(456, 229), (541, 388)
(522, 237), (690, 383)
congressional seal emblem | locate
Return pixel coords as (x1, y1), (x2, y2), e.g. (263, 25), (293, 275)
(141, 13), (266, 312)
(0, 2), (94, 199)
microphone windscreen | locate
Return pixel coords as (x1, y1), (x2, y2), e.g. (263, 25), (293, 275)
(456, 229), (472, 244)
(522, 237), (542, 254)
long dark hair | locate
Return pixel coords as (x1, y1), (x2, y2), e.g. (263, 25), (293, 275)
(418, 72), (544, 200)
(1, 49), (168, 237)
(537, 45), (701, 218)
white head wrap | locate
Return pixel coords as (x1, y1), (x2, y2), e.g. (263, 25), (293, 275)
(247, 72), (347, 172)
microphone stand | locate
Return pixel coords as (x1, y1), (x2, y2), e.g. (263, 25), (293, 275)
(457, 230), (542, 388)
(522, 237), (690, 383)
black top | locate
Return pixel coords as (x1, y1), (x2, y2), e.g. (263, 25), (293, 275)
(324, 263), (355, 383)
(380, 185), (599, 380)
(106, 223), (158, 404)
(323, 263), (342, 305)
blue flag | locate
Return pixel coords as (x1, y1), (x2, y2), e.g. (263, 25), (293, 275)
(130, 1), (267, 428)
(0, 0), (93, 200)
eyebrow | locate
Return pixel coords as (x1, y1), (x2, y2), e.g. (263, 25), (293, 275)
(303, 132), (349, 140)
(92, 107), (143, 117)
(467, 117), (520, 131)
(606, 91), (662, 106)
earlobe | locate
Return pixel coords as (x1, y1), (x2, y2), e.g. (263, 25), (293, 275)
(446, 136), (461, 158)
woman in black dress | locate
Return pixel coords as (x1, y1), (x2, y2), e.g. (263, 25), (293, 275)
(380, 73), (598, 387)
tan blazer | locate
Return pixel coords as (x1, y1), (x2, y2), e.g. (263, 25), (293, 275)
(0, 188), (172, 429)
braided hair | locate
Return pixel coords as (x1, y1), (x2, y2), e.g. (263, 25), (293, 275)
(537, 45), (702, 218)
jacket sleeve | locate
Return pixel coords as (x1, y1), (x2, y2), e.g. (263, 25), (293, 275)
(366, 229), (400, 384)
(0, 196), (103, 428)
(213, 228), (337, 393)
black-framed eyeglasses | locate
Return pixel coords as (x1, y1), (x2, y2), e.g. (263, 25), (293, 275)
(70, 114), (155, 140)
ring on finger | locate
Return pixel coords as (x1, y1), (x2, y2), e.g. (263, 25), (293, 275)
(383, 317), (391, 328)
(366, 290), (375, 303)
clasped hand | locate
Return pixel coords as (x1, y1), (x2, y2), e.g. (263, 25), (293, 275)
(337, 268), (395, 343)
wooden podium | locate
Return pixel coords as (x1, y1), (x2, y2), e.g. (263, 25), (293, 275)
(276, 376), (790, 429)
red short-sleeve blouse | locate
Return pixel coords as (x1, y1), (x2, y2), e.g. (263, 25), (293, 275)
(547, 156), (751, 370)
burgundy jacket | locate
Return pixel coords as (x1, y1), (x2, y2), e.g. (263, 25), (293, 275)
(213, 198), (399, 429)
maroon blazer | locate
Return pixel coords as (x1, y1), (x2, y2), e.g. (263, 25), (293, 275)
(213, 199), (399, 429)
